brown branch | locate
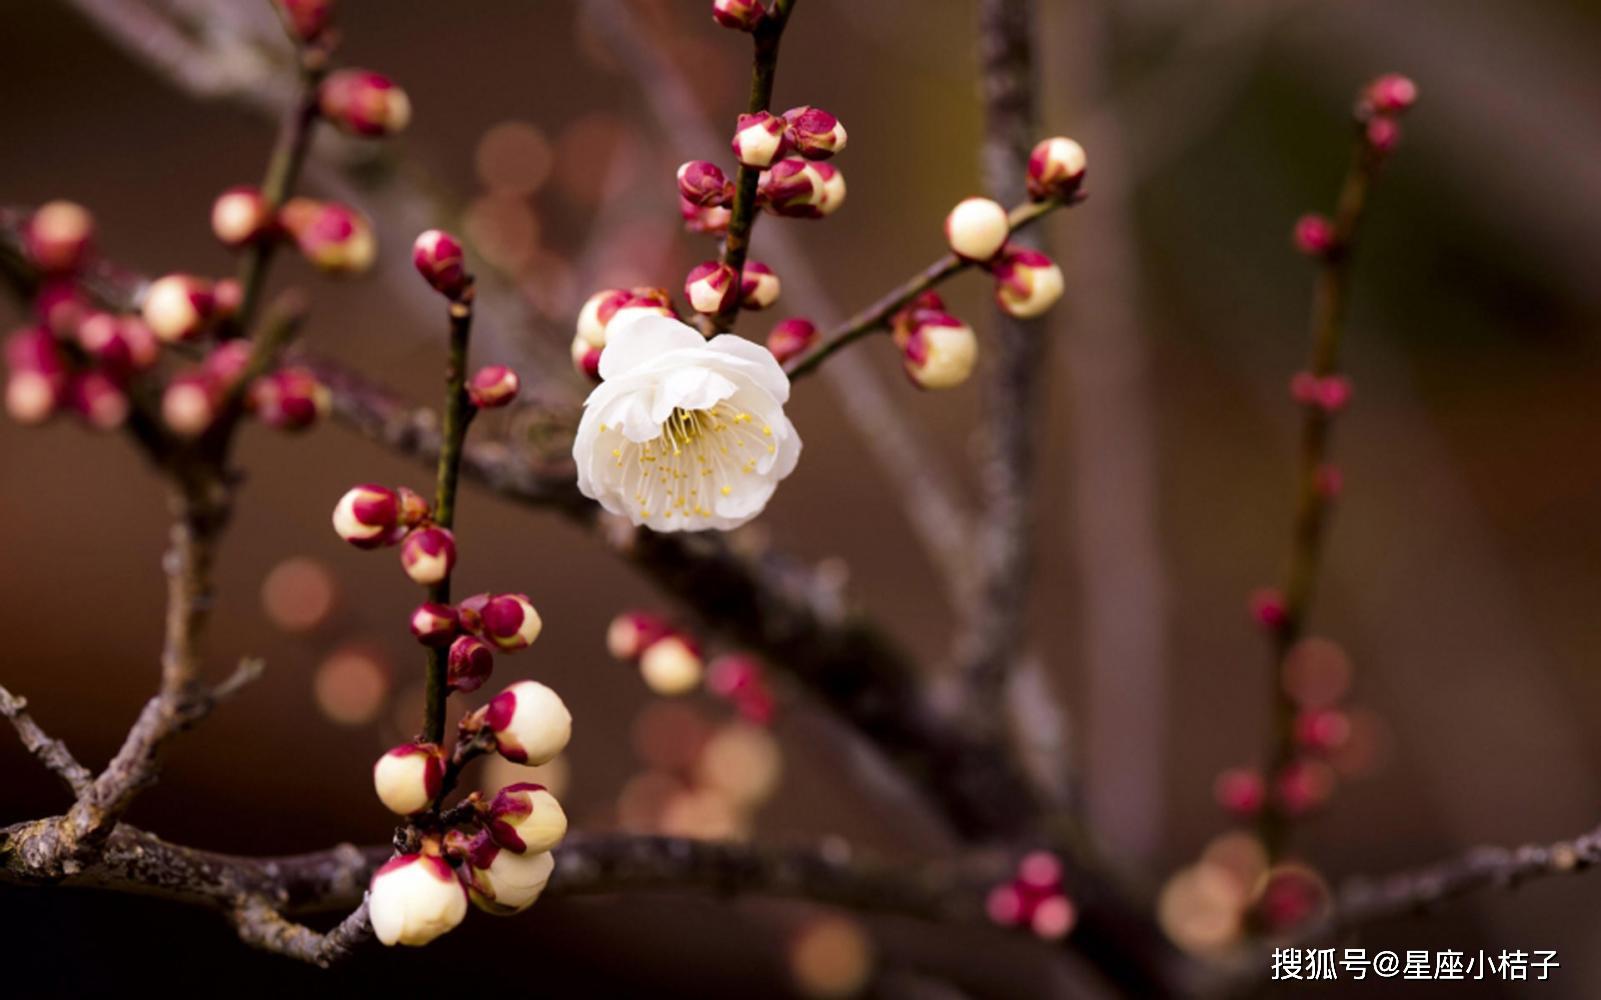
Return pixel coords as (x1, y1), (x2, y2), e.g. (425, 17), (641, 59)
(233, 897), (373, 967)
(0, 685), (93, 796)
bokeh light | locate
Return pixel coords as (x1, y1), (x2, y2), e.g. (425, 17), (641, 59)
(463, 194), (540, 273)
(314, 645), (390, 726)
(631, 701), (713, 773)
(260, 555), (336, 632)
(1158, 863), (1247, 956)
(480, 752), (571, 800)
(788, 914), (874, 1000)
(474, 121), (554, 197)
(1281, 636), (1353, 709)
(696, 720), (782, 808)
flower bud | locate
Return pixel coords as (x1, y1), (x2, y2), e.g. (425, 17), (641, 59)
(369, 854), (468, 947)
(24, 201), (94, 274)
(68, 372), (130, 430)
(992, 247), (1064, 318)
(1364, 116), (1402, 157)
(463, 839), (555, 915)
(456, 592), (491, 634)
(35, 280), (90, 335)
(411, 229), (469, 299)
(900, 312), (977, 390)
(467, 365), (520, 409)
(211, 186), (274, 249)
(731, 111), (788, 169)
(606, 610), (672, 661)
(213, 278), (244, 319)
(1295, 708), (1351, 754)
(889, 290), (947, 341)
(281, 199), (376, 275)
(483, 782), (567, 854)
(765, 317), (816, 365)
(945, 197), (1010, 262)
(400, 526), (456, 585)
(677, 160), (733, 208)
(372, 741), (445, 815)
(812, 161), (846, 217)
(201, 340), (253, 393)
(396, 486), (431, 528)
(1247, 587), (1287, 631)
(76, 313), (159, 379)
(5, 327), (69, 427)
(319, 69), (411, 138)
(707, 654), (775, 724)
(480, 593), (543, 652)
(1290, 372), (1351, 413)
(711, 0), (766, 31)
(161, 372), (219, 438)
(571, 333), (603, 382)
(332, 483), (401, 549)
(639, 635), (704, 696)
(142, 274), (216, 343)
(739, 260), (781, 310)
(274, 0), (332, 42)
(447, 634), (495, 694)
(781, 106), (847, 159)
(409, 602), (459, 646)
(685, 261), (740, 315)
(1031, 894), (1077, 940)
(1293, 213), (1336, 257)
(1363, 73), (1418, 116)
(1275, 759), (1335, 815)
(758, 158), (819, 217)
(1213, 766), (1266, 817)
(250, 367), (330, 431)
(487, 680), (572, 765)
(1027, 137), (1087, 201)
(681, 197), (732, 236)
(575, 288), (627, 346)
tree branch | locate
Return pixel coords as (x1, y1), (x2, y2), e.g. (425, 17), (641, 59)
(0, 685), (93, 797)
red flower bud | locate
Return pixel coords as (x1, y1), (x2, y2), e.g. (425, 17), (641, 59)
(456, 592), (491, 635)
(68, 371), (129, 430)
(570, 335), (603, 383)
(711, 0), (766, 31)
(319, 69), (411, 138)
(781, 106), (847, 160)
(332, 483), (402, 548)
(1363, 73), (1418, 115)
(765, 317), (817, 365)
(274, 0), (333, 42)
(1364, 116), (1402, 157)
(76, 313), (159, 379)
(1027, 137), (1087, 201)
(482, 782), (567, 854)
(900, 312), (977, 390)
(486, 680), (572, 765)
(991, 246), (1064, 318)
(24, 201), (95, 274)
(1213, 766), (1266, 817)
(676, 160), (733, 208)
(1295, 708), (1352, 754)
(739, 260), (781, 310)
(731, 111), (788, 169)
(211, 186), (274, 249)
(467, 365), (520, 409)
(281, 199), (376, 275)
(4, 327), (68, 426)
(142, 274), (217, 343)
(411, 229), (469, 299)
(1292, 213), (1336, 257)
(35, 280), (90, 335)
(373, 742), (445, 815)
(447, 634), (495, 693)
(1275, 759), (1335, 816)
(684, 261), (740, 315)
(479, 593), (543, 652)
(396, 486), (431, 528)
(1248, 587), (1288, 631)
(680, 197), (732, 236)
(161, 371), (220, 438)
(409, 602), (459, 646)
(606, 610), (672, 661)
(945, 197), (1010, 262)
(250, 367), (330, 431)
(400, 526), (456, 585)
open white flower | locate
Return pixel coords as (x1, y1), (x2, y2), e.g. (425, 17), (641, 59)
(574, 312), (801, 532)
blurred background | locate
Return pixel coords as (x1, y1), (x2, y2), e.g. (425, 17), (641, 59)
(3, 0), (1601, 996)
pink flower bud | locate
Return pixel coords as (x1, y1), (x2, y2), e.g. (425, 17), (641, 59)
(400, 526), (456, 585)
(685, 261), (740, 315)
(900, 312), (978, 390)
(571, 334), (603, 383)
(739, 260), (781, 310)
(575, 288), (627, 346)
(35, 280), (90, 335)
(412, 229), (469, 299)
(711, 0), (766, 31)
(281, 199), (376, 275)
(161, 372), (219, 438)
(456, 592), (491, 634)
(331, 483), (401, 548)
(709, 655), (776, 724)
(5, 327), (69, 426)
(1248, 587), (1288, 631)
(1292, 213), (1336, 256)
(945, 197), (1011, 262)
(76, 313), (159, 379)
(765, 317), (817, 365)
(1027, 136), (1088, 201)
(1315, 463), (1344, 499)
(250, 367), (330, 431)
(409, 602), (459, 646)
(396, 486), (431, 527)
(141, 274), (217, 343)
(213, 278), (244, 320)
(447, 634), (495, 693)
(1292, 373), (1351, 413)
(991, 246), (1064, 318)
(639, 634), (704, 696)
(462, 837), (555, 915)
(1030, 894), (1077, 940)
(731, 111), (788, 169)
(24, 201), (95, 274)
(681, 197), (732, 236)
(1295, 708), (1351, 754)
(1017, 851), (1064, 892)
(479, 593), (543, 652)
(467, 365), (520, 409)
(372, 741), (445, 815)
(1275, 759), (1335, 816)
(987, 883), (1026, 926)
(486, 680), (572, 765)
(812, 161), (847, 216)
(368, 854), (467, 947)
(676, 160), (733, 208)
(68, 371), (130, 430)
(274, 0), (333, 42)
(1213, 766), (1266, 817)
(211, 185), (274, 249)
(606, 610), (672, 661)
(319, 69), (411, 138)
(1364, 116), (1402, 157)
(1364, 73), (1418, 115)
(781, 106), (847, 160)
(483, 781), (568, 854)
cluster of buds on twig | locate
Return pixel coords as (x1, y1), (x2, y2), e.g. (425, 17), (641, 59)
(985, 851), (1077, 941)
(1354, 72), (1418, 161)
(943, 191), (1066, 320)
(569, 286), (676, 381)
(608, 612), (778, 723)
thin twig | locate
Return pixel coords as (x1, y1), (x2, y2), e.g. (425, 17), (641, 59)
(233, 897), (373, 968)
(0, 685), (93, 796)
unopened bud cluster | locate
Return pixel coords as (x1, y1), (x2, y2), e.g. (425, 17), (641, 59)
(607, 610), (705, 697)
(941, 194), (1065, 318)
(985, 851), (1077, 941)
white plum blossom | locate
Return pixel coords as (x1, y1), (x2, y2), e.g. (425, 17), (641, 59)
(573, 313), (801, 532)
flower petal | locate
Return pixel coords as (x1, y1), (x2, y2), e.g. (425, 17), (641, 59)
(705, 333), (792, 403)
(599, 313), (706, 380)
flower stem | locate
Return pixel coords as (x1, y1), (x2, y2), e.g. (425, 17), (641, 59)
(784, 196), (1075, 380)
(702, 0), (799, 335)
(422, 291), (477, 744)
